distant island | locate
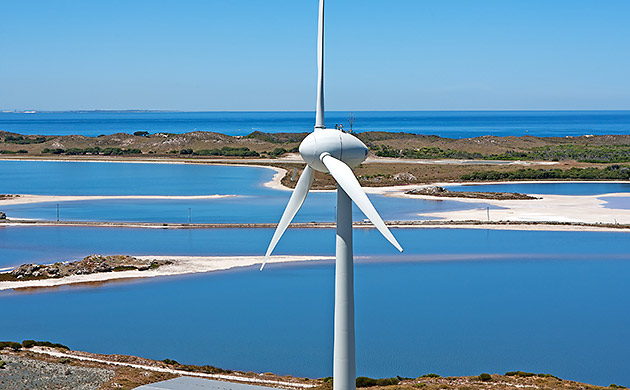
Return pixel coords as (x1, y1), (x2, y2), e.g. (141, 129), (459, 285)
(2, 130), (630, 189)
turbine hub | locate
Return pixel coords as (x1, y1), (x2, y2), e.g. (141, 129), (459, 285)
(299, 129), (369, 173)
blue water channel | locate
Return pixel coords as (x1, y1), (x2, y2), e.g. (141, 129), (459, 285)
(0, 160), (491, 223)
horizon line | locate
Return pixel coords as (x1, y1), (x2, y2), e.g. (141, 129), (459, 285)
(2, 108), (630, 114)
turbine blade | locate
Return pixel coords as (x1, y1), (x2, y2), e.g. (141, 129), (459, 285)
(261, 165), (315, 270)
(321, 154), (403, 252)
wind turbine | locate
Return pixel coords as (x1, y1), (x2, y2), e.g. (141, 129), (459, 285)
(261, 1), (403, 390)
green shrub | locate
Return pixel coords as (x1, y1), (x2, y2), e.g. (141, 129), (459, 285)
(113, 265), (138, 272)
(20, 340), (70, 350)
(269, 147), (288, 157)
(375, 144), (630, 163)
(0, 360), (6, 369)
(0, 149), (29, 154)
(478, 373), (492, 381)
(162, 358), (179, 365)
(356, 377), (378, 387)
(134, 131), (150, 137)
(42, 148), (65, 154)
(376, 378), (399, 386)
(538, 373), (562, 380)
(421, 373), (441, 378)
(462, 166), (630, 182)
(505, 371), (536, 377)
(355, 377), (399, 387)
(194, 147), (259, 157)
(59, 358), (71, 364)
(609, 385), (627, 389)
(21, 340), (36, 348)
(4, 135), (47, 144)
(0, 341), (22, 351)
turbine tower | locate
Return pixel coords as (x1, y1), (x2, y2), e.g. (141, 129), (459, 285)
(262, 2), (403, 390)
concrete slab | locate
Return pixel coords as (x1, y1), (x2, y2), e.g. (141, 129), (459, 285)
(135, 376), (280, 390)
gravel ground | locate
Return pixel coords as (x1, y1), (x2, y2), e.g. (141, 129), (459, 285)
(0, 353), (115, 389)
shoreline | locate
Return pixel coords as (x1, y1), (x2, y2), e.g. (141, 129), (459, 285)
(3, 219), (630, 232)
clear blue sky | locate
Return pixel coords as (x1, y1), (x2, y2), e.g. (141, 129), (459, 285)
(1, 0), (629, 111)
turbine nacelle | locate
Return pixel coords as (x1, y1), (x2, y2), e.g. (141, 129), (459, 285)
(299, 128), (369, 173)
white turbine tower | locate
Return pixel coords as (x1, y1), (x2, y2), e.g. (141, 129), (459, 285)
(261, 1), (403, 390)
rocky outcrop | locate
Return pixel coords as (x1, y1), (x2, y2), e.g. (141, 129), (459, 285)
(406, 186), (538, 200)
(6, 255), (171, 281)
(393, 172), (417, 182)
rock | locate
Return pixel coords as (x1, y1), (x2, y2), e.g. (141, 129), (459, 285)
(0, 211), (6, 219)
(393, 172), (416, 182)
(11, 264), (41, 278)
(6, 254), (171, 281)
(418, 186), (447, 194)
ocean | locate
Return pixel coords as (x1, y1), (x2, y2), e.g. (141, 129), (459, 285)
(1, 110), (629, 137)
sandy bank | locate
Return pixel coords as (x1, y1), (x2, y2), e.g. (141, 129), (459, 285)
(356, 180), (630, 225)
(0, 255), (333, 291)
(0, 194), (235, 206)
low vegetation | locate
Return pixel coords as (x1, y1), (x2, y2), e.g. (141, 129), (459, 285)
(0, 341), (22, 351)
(3, 135), (48, 144)
(0, 149), (28, 154)
(191, 146), (259, 157)
(374, 144), (630, 163)
(461, 165), (630, 181)
(160, 358), (233, 374)
(42, 147), (142, 155)
(21, 340), (70, 350)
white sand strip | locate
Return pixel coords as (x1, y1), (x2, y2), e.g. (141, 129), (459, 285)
(403, 192), (630, 225)
(0, 255), (333, 291)
(0, 194), (235, 206)
(356, 180), (630, 225)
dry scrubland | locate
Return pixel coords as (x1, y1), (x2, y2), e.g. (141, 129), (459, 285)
(0, 344), (627, 390)
(2, 130), (630, 189)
